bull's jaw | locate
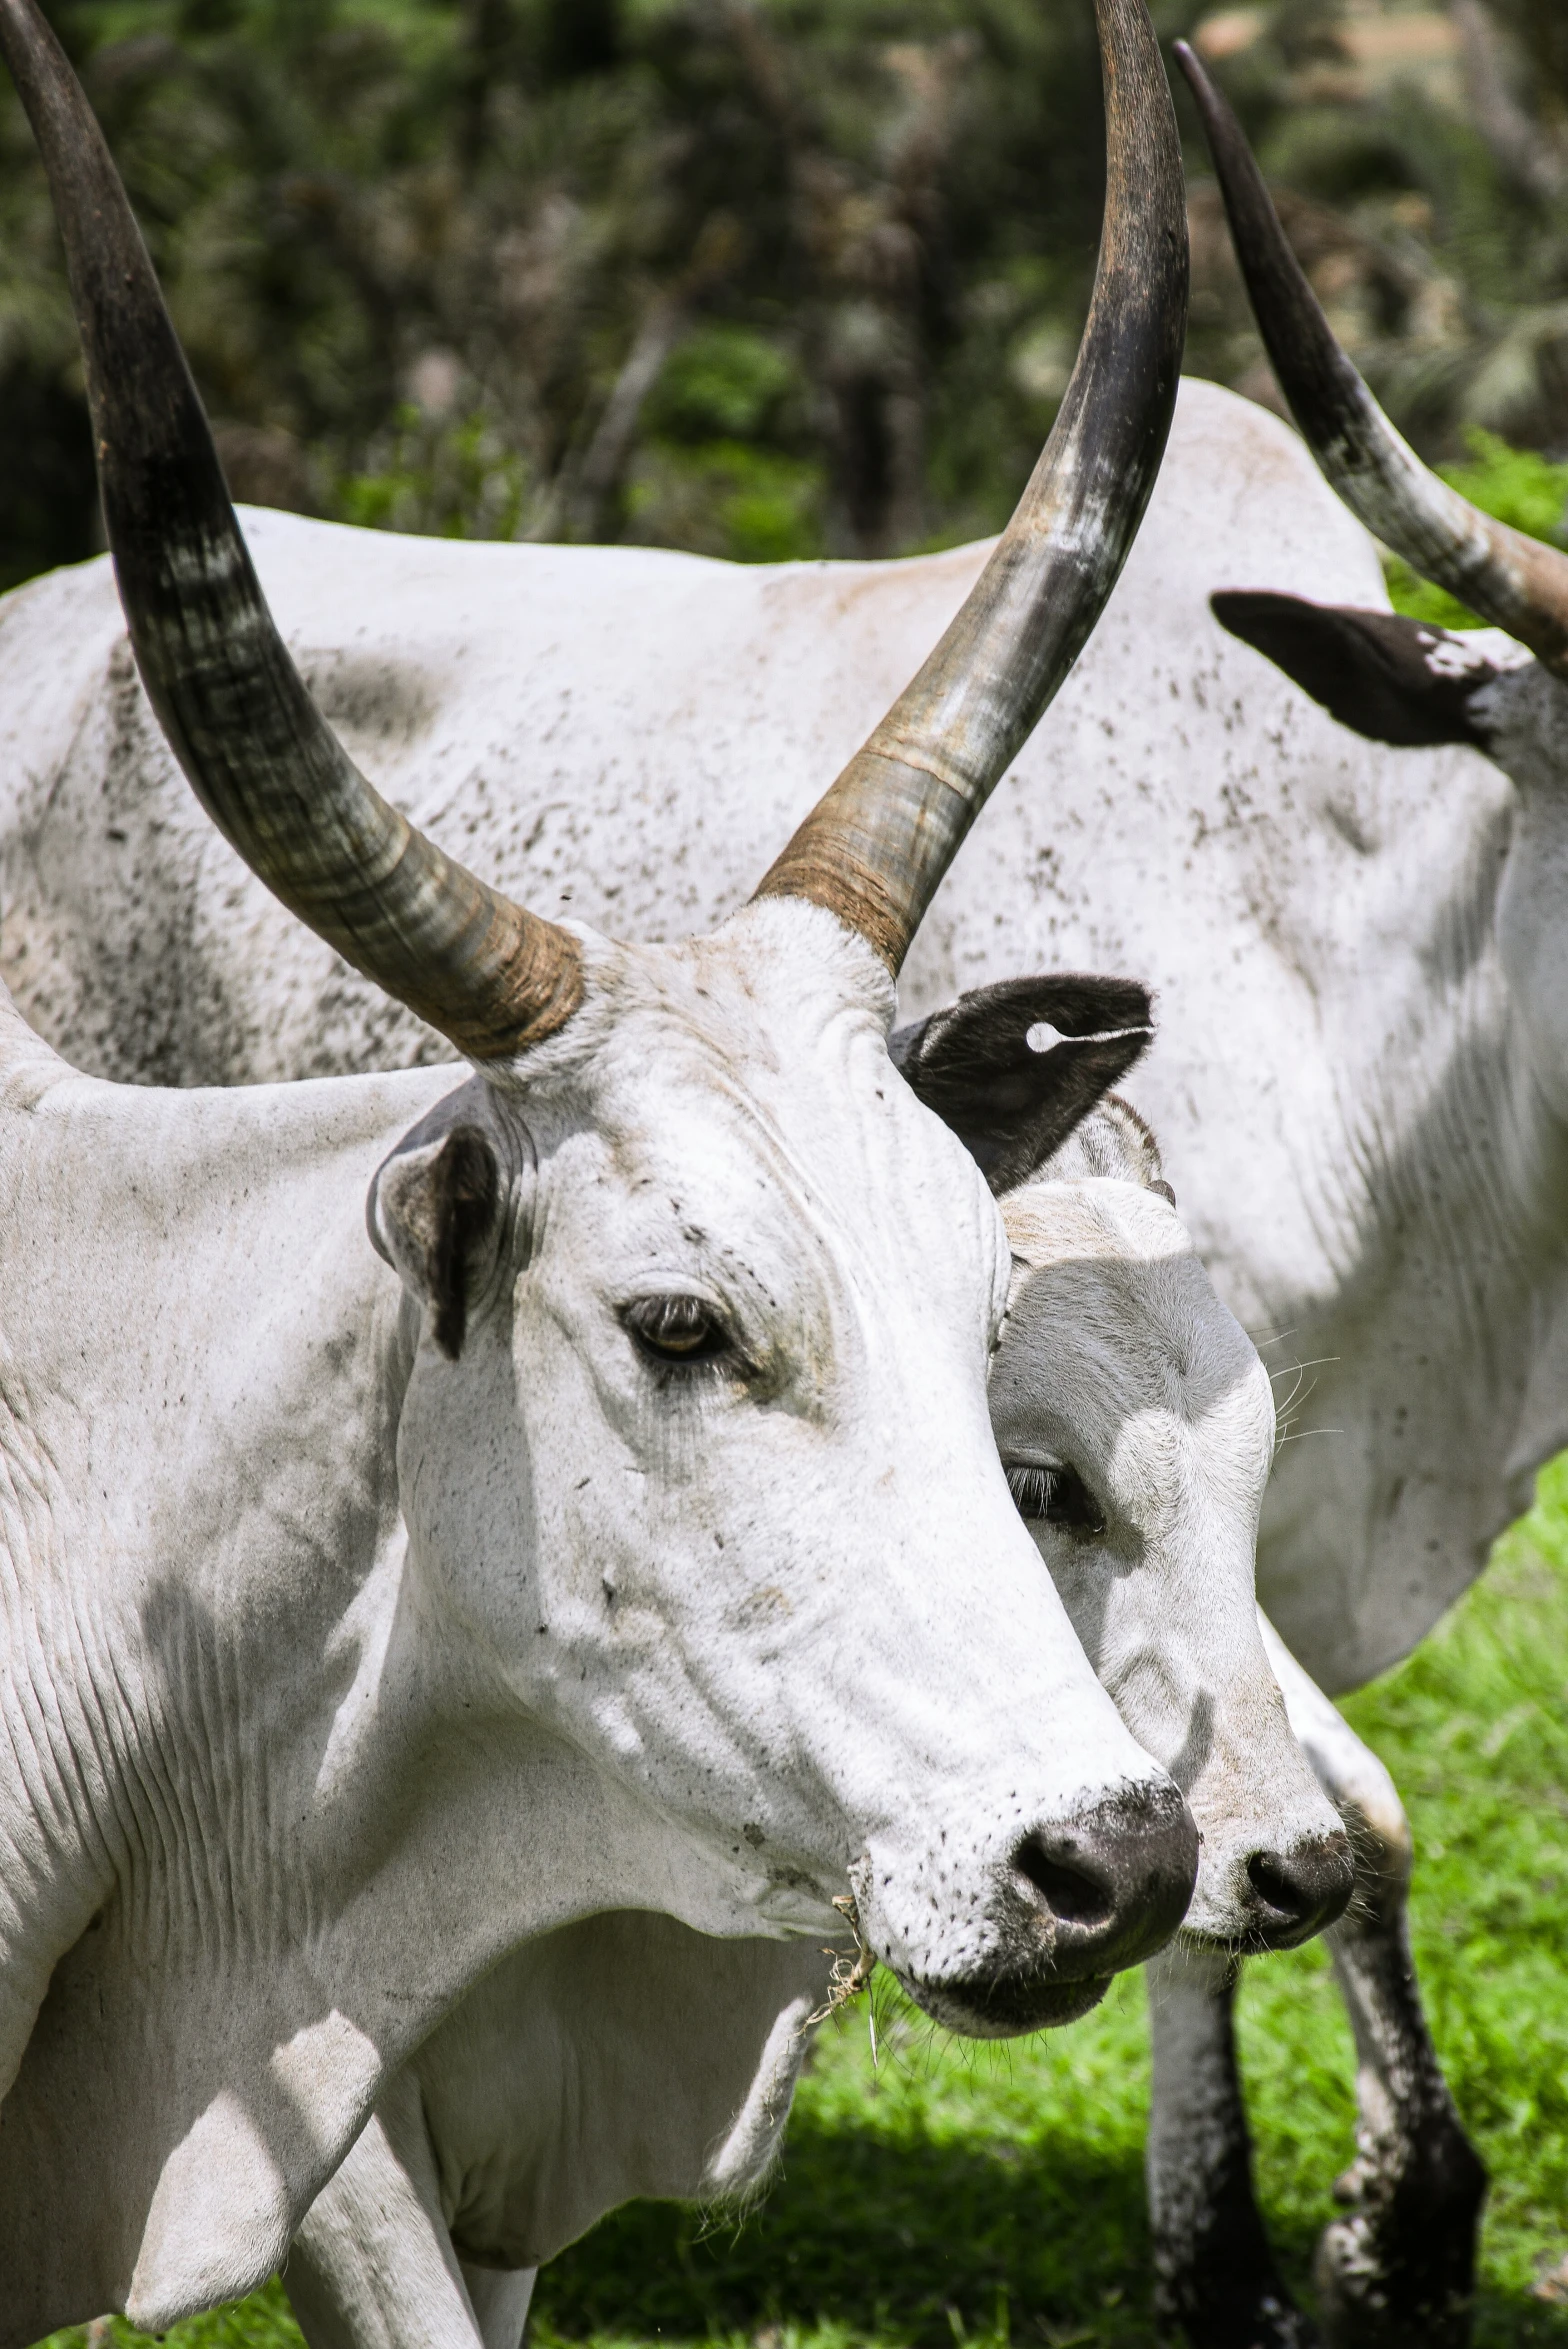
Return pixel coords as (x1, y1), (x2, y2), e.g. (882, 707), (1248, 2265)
(993, 1178), (1349, 1951)
(390, 899), (1196, 2030)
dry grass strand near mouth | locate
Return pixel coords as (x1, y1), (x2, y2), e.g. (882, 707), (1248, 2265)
(806, 1894), (879, 2063)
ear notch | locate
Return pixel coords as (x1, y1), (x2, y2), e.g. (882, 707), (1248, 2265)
(891, 973), (1154, 1195)
(1046, 1090), (1174, 1200)
(370, 1087), (507, 1360)
(1213, 590), (1502, 750)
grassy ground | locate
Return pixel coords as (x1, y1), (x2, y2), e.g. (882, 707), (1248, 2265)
(38, 1457), (1568, 2349)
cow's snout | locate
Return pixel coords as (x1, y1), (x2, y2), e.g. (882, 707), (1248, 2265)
(1234, 1829), (1355, 1952)
(898, 1781), (1200, 2039)
(1009, 1784), (1203, 1973)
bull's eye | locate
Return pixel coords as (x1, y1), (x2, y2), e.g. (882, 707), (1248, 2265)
(1006, 1461), (1106, 1536)
(624, 1293), (731, 1365)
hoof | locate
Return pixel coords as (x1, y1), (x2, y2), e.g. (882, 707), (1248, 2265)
(1313, 2213), (1470, 2349)
(1156, 2267), (1321, 2348)
(1311, 2125), (1486, 2349)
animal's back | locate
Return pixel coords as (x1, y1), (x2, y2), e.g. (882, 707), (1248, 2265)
(0, 376), (1400, 1101)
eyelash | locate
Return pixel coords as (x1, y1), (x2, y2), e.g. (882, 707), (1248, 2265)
(1006, 1463), (1107, 1536)
(623, 1294), (735, 1371)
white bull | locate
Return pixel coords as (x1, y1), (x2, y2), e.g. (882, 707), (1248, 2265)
(280, 1083), (1306, 2349)
(3, 386), (1517, 2333)
(0, 370), (1521, 2339)
(0, 0), (1351, 2340)
(2, 901), (1224, 2349)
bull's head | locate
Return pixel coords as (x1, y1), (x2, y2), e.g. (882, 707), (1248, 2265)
(896, 978), (1353, 1951)
(0, 0), (1205, 2032)
(1177, 45), (1568, 1130)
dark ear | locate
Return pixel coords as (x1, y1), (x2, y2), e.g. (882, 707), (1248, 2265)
(892, 974), (1153, 1195)
(1213, 591), (1505, 750)
(369, 1082), (508, 1359)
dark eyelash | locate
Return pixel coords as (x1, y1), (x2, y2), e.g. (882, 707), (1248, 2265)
(623, 1294), (733, 1367)
(1006, 1462), (1106, 1535)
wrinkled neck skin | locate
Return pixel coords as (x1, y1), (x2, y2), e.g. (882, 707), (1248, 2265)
(0, 1014), (720, 2339)
(991, 1172), (1337, 1943)
(0, 902), (1162, 2344)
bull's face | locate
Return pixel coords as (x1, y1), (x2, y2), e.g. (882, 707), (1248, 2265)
(371, 902), (1197, 2036)
(990, 1157), (1352, 1951)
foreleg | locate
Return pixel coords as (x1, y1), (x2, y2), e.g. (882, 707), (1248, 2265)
(458, 2264), (537, 2349)
(1260, 1620), (1486, 2349)
(286, 2070), (494, 2349)
(1145, 1936), (1317, 2347)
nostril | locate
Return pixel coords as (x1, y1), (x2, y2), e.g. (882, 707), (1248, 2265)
(1246, 1833), (1355, 1945)
(1246, 1850), (1300, 1916)
(1012, 1833), (1115, 1929)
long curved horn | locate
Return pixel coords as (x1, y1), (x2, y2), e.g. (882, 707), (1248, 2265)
(1176, 40), (1568, 681)
(754, 0), (1188, 971)
(0, 0), (581, 1060)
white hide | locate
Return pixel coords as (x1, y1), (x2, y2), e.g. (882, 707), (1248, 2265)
(281, 1124), (1344, 2349)
(0, 902), (1183, 2347)
(1, 377), (1554, 1690)
(285, 1919), (828, 2349)
(994, 1175), (1336, 1944)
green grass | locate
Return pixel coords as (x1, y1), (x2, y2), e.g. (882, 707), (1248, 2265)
(36, 1457), (1568, 2349)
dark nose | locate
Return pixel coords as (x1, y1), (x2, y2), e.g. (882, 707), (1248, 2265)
(902, 1782), (1200, 2039)
(1242, 1830), (1355, 1951)
(1011, 1781), (1200, 1978)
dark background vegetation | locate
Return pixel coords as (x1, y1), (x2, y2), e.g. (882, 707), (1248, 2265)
(2, 0), (1566, 594)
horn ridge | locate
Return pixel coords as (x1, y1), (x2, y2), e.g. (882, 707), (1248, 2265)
(0, 0), (582, 1060)
(754, 0), (1189, 972)
(1175, 39), (1568, 680)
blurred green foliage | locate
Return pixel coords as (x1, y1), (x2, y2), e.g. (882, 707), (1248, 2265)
(645, 327), (804, 445)
(1181, 0), (1568, 462)
(3, 0), (1566, 589)
(1442, 430), (1568, 547)
(0, 0), (1108, 581)
(629, 324), (824, 556)
(333, 402), (533, 534)
(2, 0), (1568, 590)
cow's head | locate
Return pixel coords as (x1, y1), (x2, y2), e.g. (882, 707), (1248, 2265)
(1177, 43), (1568, 1125)
(366, 920), (1207, 2035)
(4, 0), (1211, 2030)
(897, 978), (1353, 1951)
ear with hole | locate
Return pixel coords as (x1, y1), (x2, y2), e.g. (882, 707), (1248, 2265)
(891, 974), (1154, 1195)
(368, 1081), (512, 1360)
(1045, 1091), (1174, 1200)
(1213, 591), (1506, 750)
